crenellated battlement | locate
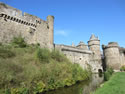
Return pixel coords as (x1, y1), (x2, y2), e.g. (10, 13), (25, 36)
(0, 2), (54, 49)
(0, 12), (37, 29)
(0, 2), (48, 29)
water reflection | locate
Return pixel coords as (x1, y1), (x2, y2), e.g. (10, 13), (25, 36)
(42, 74), (104, 94)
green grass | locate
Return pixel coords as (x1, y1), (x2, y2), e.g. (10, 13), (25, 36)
(94, 72), (125, 94)
(0, 37), (91, 94)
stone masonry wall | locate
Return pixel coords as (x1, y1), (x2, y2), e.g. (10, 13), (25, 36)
(55, 44), (103, 73)
(119, 48), (125, 67)
(0, 2), (54, 48)
(119, 53), (125, 66)
(55, 44), (92, 70)
(103, 42), (121, 70)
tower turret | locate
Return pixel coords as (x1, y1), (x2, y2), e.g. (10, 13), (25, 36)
(47, 15), (54, 48)
(88, 34), (103, 73)
(88, 34), (101, 60)
(102, 42), (120, 70)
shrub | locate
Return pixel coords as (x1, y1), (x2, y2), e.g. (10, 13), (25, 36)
(104, 68), (114, 81)
(51, 50), (67, 62)
(104, 71), (111, 81)
(120, 65), (125, 71)
(72, 64), (90, 81)
(0, 42), (2, 46)
(8, 88), (29, 94)
(108, 68), (114, 74)
(35, 48), (51, 63)
(11, 35), (27, 48)
(63, 78), (75, 86)
(33, 81), (45, 94)
(0, 46), (15, 58)
(0, 43), (91, 94)
(30, 43), (40, 49)
(47, 77), (56, 90)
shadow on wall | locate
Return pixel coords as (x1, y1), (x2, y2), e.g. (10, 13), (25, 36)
(0, 13), (37, 28)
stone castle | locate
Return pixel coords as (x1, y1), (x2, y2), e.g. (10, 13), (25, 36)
(0, 2), (125, 72)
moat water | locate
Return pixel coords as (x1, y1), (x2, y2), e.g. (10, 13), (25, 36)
(41, 74), (104, 94)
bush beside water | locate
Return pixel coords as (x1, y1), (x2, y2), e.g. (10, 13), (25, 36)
(0, 36), (91, 94)
(104, 68), (114, 81)
(120, 65), (125, 71)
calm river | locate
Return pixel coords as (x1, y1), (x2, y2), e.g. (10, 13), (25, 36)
(41, 74), (104, 94)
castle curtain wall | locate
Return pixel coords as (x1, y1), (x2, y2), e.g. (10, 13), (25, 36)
(0, 3), (54, 48)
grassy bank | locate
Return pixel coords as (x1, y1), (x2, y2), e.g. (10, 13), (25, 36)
(0, 37), (91, 94)
(94, 72), (125, 94)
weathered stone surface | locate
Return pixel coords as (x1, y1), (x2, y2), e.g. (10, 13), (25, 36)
(55, 34), (103, 73)
(103, 42), (125, 70)
(76, 41), (88, 50)
(0, 2), (54, 49)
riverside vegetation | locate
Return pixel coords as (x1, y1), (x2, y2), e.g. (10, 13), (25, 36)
(104, 68), (114, 81)
(0, 36), (91, 94)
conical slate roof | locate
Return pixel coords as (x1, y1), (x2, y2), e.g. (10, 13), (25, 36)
(90, 34), (98, 40)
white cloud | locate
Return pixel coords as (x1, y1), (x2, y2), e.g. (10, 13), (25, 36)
(55, 30), (69, 37)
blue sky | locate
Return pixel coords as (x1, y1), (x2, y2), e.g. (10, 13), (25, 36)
(1, 0), (125, 47)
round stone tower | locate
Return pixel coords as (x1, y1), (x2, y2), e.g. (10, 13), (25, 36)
(88, 34), (102, 73)
(88, 34), (101, 60)
(47, 15), (54, 48)
(102, 42), (120, 70)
